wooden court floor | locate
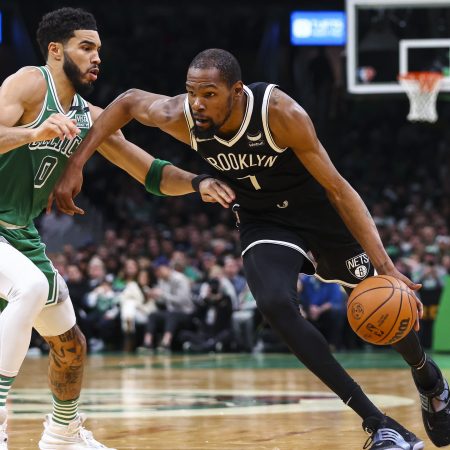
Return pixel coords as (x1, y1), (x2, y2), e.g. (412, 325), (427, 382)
(5, 351), (450, 449)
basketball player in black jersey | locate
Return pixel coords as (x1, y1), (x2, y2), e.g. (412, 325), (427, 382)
(52, 49), (450, 450)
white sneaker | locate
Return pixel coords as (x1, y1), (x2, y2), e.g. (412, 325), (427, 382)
(0, 407), (7, 450)
(38, 414), (116, 449)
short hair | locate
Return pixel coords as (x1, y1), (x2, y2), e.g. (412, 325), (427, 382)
(188, 49), (242, 86)
(36, 7), (97, 60)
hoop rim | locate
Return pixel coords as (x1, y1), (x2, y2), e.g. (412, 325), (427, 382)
(398, 71), (444, 81)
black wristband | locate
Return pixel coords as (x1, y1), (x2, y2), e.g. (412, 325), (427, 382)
(192, 174), (213, 192)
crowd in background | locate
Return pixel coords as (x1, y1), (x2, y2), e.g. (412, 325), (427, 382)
(2, 0), (449, 355)
(34, 54), (450, 356)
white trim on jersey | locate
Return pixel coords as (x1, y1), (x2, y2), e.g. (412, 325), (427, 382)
(183, 96), (198, 151)
(213, 85), (254, 147)
(0, 219), (26, 230)
(80, 97), (93, 128)
(42, 66), (78, 118)
(241, 239), (315, 266)
(262, 84), (287, 154)
(18, 93), (47, 129)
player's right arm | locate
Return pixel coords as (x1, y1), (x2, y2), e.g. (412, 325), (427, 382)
(0, 67), (80, 154)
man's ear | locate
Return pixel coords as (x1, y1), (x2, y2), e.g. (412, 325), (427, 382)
(48, 42), (63, 61)
(233, 81), (244, 97)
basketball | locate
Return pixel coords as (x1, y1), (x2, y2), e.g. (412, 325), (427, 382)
(347, 275), (418, 345)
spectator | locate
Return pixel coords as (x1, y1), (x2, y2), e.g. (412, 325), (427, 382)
(180, 277), (233, 352)
(232, 284), (258, 352)
(300, 275), (346, 351)
(84, 275), (121, 351)
(118, 258), (146, 352)
(143, 262), (194, 351)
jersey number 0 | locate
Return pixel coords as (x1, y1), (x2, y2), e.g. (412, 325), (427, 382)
(34, 155), (58, 188)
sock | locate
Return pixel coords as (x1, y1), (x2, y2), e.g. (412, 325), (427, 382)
(392, 331), (439, 389)
(346, 385), (383, 420)
(52, 395), (79, 426)
(0, 376), (14, 408)
(411, 353), (440, 391)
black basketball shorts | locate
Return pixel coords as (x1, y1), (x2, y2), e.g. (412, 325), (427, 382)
(239, 222), (375, 289)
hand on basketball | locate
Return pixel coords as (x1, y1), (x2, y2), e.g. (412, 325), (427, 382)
(32, 114), (80, 142)
(198, 178), (235, 208)
(383, 268), (423, 331)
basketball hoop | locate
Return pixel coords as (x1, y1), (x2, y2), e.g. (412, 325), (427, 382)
(398, 71), (443, 123)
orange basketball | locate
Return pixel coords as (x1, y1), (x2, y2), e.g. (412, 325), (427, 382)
(347, 275), (418, 345)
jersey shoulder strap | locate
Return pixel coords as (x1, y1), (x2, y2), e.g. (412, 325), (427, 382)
(247, 82), (287, 153)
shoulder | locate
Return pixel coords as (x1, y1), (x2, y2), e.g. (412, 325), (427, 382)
(1, 66), (46, 105)
(268, 87), (307, 122)
(267, 87), (313, 145)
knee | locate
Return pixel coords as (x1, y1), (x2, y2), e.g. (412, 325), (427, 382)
(255, 288), (288, 319)
(13, 271), (49, 307)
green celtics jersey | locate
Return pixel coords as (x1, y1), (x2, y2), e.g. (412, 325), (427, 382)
(0, 66), (92, 227)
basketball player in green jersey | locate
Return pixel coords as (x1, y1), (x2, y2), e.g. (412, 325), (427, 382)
(0, 9), (234, 450)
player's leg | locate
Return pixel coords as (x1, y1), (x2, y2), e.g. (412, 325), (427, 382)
(0, 239), (50, 449)
(1, 227), (108, 448)
(34, 291), (116, 450)
(244, 241), (423, 450)
(392, 331), (450, 447)
(243, 244), (383, 414)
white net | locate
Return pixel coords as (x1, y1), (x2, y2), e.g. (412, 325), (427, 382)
(398, 72), (443, 123)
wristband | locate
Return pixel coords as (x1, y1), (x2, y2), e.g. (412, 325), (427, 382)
(191, 174), (213, 192)
(145, 159), (173, 196)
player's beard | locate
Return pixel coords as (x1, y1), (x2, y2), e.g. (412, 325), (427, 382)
(192, 95), (234, 140)
(63, 52), (95, 97)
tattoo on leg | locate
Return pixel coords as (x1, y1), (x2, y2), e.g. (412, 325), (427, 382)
(44, 325), (86, 401)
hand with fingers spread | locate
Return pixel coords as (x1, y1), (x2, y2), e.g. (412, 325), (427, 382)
(198, 177), (236, 208)
(32, 113), (80, 142)
(47, 161), (85, 216)
(378, 266), (423, 331)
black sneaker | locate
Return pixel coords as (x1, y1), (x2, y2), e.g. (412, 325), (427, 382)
(412, 357), (450, 447)
(362, 415), (424, 450)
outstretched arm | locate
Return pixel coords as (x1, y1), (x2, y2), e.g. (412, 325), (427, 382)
(50, 96), (234, 214)
(268, 88), (422, 326)
(66, 89), (187, 169)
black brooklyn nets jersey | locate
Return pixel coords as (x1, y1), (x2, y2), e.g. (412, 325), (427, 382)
(184, 82), (351, 239)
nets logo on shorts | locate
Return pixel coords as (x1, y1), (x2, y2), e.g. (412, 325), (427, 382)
(346, 252), (371, 280)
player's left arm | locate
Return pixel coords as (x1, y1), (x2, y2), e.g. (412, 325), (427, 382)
(268, 89), (422, 296)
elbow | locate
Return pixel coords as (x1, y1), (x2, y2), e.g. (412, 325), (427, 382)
(326, 186), (344, 206)
(115, 89), (140, 113)
(325, 177), (352, 206)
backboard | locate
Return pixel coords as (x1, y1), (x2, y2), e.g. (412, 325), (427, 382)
(347, 0), (450, 94)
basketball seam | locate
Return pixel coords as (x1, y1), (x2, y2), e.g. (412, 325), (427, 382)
(407, 290), (418, 324)
(374, 287), (405, 344)
(354, 288), (396, 333)
(347, 275), (396, 309)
